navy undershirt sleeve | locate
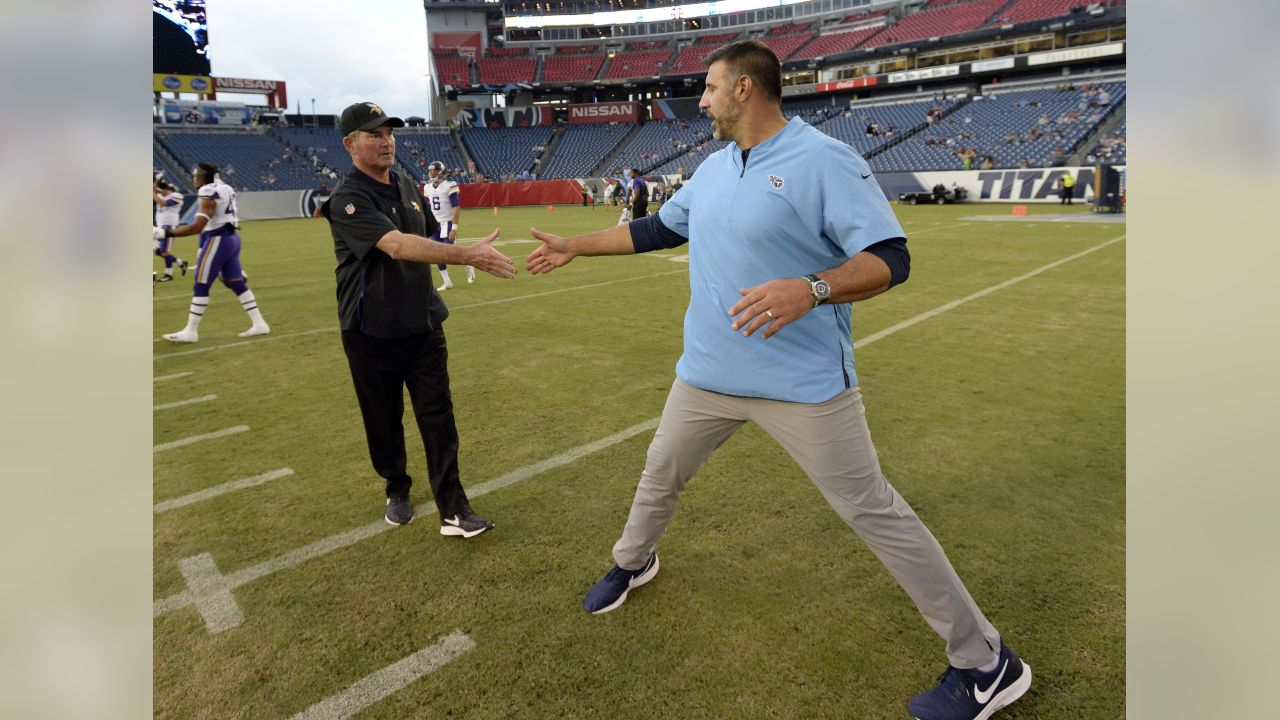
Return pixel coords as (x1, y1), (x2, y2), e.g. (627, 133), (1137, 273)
(630, 213), (689, 253)
(864, 237), (911, 287)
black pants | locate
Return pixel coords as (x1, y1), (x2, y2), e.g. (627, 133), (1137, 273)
(341, 328), (470, 518)
(1060, 187), (1073, 205)
(632, 200), (649, 220)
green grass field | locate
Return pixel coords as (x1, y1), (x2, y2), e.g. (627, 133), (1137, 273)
(153, 202), (1124, 719)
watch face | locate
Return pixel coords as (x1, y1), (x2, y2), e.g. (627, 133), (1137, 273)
(813, 280), (831, 299)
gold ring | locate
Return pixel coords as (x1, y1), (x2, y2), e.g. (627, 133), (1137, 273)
(766, 309), (775, 319)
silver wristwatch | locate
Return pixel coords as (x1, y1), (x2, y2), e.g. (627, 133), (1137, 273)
(803, 274), (831, 307)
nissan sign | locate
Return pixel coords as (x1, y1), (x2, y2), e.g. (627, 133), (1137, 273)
(568, 102), (638, 124)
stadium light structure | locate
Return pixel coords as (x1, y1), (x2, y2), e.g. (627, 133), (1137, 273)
(505, 0), (813, 29)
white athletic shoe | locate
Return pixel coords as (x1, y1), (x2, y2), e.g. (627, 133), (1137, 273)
(238, 323), (271, 338)
(437, 281), (453, 291)
(163, 330), (198, 343)
(466, 268), (475, 283)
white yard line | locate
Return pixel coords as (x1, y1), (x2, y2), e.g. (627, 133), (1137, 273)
(856, 234), (1125, 348)
(155, 468), (294, 514)
(154, 419), (660, 630)
(153, 425), (249, 454)
(287, 631), (475, 720)
(154, 394), (217, 412)
(154, 371), (193, 383)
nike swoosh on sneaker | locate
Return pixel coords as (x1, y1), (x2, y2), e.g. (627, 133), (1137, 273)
(443, 516), (461, 526)
(974, 659), (1009, 704)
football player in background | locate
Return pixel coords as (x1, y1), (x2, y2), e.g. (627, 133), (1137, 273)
(152, 178), (189, 282)
(155, 162), (270, 343)
(421, 160), (473, 290)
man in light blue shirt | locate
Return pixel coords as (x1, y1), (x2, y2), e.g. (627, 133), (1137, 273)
(527, 41), (1030, 720)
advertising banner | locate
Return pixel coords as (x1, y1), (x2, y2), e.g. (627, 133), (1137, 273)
(1027, 42), (1124, 66)
(970, 57), (1016, 73)
(158, 99), (253, 126)
(470, 106), (555, 128)
(815, 76), (879, 93)
(433, 32), (483, 59)
(214, 77), (280, 93)
(568, 101), (639, 124)
(154, 73), (214, 94)
(887, 64), (961, 84)
(874, 167), (1104, 203)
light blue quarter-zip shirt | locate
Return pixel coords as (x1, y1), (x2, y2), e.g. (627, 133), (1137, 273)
(657, 116), (906, 403)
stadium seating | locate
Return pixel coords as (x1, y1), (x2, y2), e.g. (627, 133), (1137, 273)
(817, 97), (960, 158)
(667, 46), (715, 76)
(612, 118), (716, 176)
(694, 32), (740, 45)
(394, 131), (468, 183)
(604, 49), (674, 80)
(557, 44), (600, 54)
(1084, 119), (1126, 165)
(627, 39), (669, 50)
(156, 128), (331, 191)
(272, 127), (351, 175)
(460, 126), (555, 178)
(538, 123), (634, 179)
(989, 0), (1090, 26)
(543, 53), (606, 84)
(433, 52), (473, 89)
(868, 0), (1007, 48)
(870, 82), (1126, 171)
(758, 32), (817, 61)
(487, 47), (529, 57)
(477, 56), (536, 86)
(789, 24), (886, 61)
(768, 22), (812, 36)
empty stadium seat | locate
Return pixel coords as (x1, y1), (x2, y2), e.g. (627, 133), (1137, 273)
(538, 123), (633, 179)
(460, 126), (555, 178)
(604, 49), (674, 80)
(868, 0), (1007, 49)
(543, 53), (605, 84)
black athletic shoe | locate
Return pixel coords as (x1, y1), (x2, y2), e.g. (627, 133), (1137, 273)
(178, 259), (189, 276)
(385, 497), (414, 526)
(158, 273), (174, 282)
(439, 510), (494, 538)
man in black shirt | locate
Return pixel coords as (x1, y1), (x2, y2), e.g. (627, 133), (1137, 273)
(322, 101), (515, 535)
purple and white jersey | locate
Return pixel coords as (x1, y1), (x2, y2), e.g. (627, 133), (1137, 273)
(422, 179), (460, 225)
(154, 190), (182, 227)
(196, 180), (239, 236)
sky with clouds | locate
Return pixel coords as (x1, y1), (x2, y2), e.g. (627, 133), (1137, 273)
(204, 0), (439, 119)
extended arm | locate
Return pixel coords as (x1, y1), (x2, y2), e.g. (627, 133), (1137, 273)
(525, 223), (636, 274)
(376, 227), (515, 278)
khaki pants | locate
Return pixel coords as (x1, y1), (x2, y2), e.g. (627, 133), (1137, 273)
(612, 378), (1002, 667)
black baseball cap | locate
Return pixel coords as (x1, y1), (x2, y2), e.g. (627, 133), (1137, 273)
(339, 101), (405, 135)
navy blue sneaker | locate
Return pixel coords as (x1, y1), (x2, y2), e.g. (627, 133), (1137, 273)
(908, 642), (1031, 720)
(582, 554), (659, 614)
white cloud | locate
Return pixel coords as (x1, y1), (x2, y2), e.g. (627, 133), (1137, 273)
(206, 0), (434, 119)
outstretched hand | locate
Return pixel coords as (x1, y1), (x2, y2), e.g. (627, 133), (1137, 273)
(463, 227), (516, 279)
(727, 278), (814, 339)
(526, 226), (575, 275)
